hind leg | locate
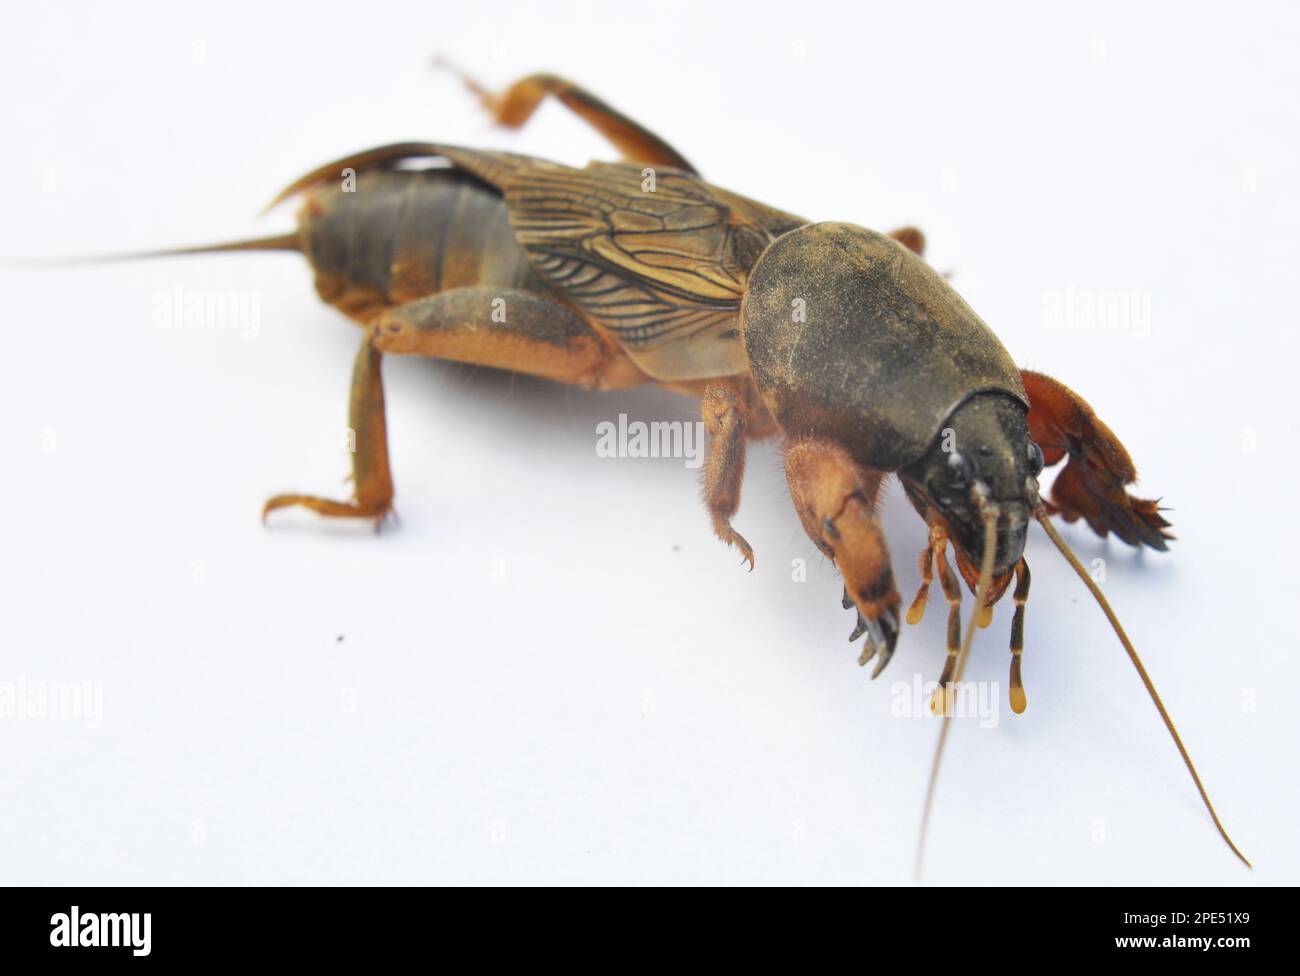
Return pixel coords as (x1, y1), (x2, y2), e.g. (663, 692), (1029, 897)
(438, 63), (696, 174)
(263, 330), (395, 524)
(437, 65), (930, 256)
(263, 287), (645, 525)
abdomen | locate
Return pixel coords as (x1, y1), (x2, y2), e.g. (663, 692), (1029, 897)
(299, 168), (544, 322)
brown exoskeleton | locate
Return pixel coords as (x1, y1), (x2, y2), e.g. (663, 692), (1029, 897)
(63, 70), (1246, 871)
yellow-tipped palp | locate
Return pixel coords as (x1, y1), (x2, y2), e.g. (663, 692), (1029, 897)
(1008, 559), (1031, 714)
(916, 498), (999, 878)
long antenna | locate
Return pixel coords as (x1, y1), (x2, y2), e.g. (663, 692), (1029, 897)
(1033, 507), (1251, 869)
(915, 499), (998, 879)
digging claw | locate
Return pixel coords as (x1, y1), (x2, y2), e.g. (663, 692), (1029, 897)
(869, 609), (900, 679)
(846, 588), (901, 676)
(842, 587), (854, 610)
(870, 640), (896, 678)
(851, 607), (899, 677)
(849, 610), (869, 642)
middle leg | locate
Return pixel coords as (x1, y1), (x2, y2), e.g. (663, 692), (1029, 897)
(701, 382), (754, 569)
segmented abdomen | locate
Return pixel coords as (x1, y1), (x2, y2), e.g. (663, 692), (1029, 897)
(300, 168), (543, 322)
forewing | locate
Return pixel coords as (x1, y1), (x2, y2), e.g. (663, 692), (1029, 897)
(503, 162), (776, 380)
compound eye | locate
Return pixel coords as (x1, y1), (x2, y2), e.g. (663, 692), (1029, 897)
(1026, 441), (1045, 477)
(946, 451), (973, 488)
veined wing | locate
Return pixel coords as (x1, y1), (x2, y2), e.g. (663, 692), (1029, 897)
(504, 161), (802, 380)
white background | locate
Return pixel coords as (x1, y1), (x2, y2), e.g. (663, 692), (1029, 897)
(2, 0), (1296, 886)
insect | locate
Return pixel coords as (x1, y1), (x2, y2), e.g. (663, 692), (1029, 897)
(52, 69), (1246, 871)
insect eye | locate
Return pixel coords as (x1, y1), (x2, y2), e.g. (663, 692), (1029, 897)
(1026, 441), (1045, 477)
(946, 451), (972, 488)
